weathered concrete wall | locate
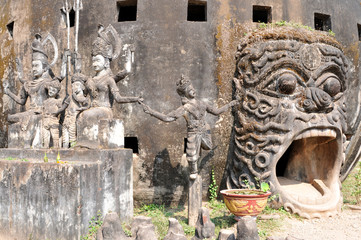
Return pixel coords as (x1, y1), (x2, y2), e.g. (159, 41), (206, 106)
(0, 149), (133, 240)
(1, 0), (361, 205)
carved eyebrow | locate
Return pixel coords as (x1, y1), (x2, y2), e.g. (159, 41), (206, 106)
(311, 63), (345, 85)
(258, 61), (309, 89)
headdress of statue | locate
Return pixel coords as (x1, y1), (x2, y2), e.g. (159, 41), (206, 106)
(31, 33), (59, 67)
(32, 34), (48, 63)
(176, 75), (192, 96)
(92, 24), (122, 60)
(71, 73), (87, 85)
(45, 79), (61, 91)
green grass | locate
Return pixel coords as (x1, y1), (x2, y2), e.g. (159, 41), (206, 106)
(134, 201), (301, 240)
(85, 167), (361, 240)
(134, 204), (194, 239)
(257, 20), (316, 32)
(342, 163), (361, 205)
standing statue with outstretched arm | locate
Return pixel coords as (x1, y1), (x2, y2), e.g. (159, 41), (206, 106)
(141, 75), (239, 179)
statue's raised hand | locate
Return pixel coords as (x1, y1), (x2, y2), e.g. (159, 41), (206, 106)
(141, 102), (151, 114)
(138, 96), (144, 104)
(2, 81), (9, 94)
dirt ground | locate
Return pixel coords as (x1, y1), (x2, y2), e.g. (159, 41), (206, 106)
(270, 208), (361, 240)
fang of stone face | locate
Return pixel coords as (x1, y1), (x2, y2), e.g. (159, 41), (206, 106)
(228, 27), (352, 218)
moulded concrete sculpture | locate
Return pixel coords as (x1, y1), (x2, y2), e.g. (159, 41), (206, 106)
(142, 75), (239, 179)
(3, 33), (60, 148)
(228, 26), (355, 218)
(76, 24), (141, 149)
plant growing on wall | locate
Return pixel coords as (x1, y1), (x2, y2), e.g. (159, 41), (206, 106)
(209, 168), (218, 201)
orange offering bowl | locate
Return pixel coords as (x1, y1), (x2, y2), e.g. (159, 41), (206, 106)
(220, 189), (271, 218)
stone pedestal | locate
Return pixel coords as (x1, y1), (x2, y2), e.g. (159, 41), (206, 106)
(188, 174), (202, 226)
(0, 148), (133, 240)
(8, 115), (42, 149)
(77, 119), (124, 149)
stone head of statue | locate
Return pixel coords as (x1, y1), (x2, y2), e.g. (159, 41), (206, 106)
(91, 24), (114, 74)
(228, 26), (353, 218)
(176, 75), (196, 103)
(45, 80), (61, 98)
(32, 34), (49, 78)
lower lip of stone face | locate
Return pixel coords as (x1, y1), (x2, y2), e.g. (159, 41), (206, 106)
(274, 128), (341, 217)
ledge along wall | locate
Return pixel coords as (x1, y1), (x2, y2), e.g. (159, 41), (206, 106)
(1, 0), (361, 207)
(0, 149), (133, 240)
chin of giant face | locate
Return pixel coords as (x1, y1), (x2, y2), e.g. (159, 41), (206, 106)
(227, 27), (353, 218)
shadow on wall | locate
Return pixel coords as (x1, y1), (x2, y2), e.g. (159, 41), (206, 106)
(151, 148), (188, 207)
(151, 146), (217, 205)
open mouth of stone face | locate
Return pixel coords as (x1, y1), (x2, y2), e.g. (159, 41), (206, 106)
(276, 128), (340, 206)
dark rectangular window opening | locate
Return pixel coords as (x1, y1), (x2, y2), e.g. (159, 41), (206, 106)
(187, 0), (207, 22)
(314, 13), (331, 31)
(7, 21), (14, 38)
(61, 8), (75, 28)
(184, 138), (187, 153)
(117, 0), (137, 22)
(358, 24), (361, 41)
(253, 5), (272, 23)
(69, 8), (75, 27)
(125, 137), (139, 154)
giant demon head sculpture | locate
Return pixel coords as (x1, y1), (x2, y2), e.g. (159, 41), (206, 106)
(228, 27), (353, 218)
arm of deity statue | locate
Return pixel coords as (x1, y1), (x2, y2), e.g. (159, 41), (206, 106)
(3, 82), (27, 105)
(206, 99), (240, 116)
(109, 80), (141, 103)
(140, 101), (184, 122)
(113, 69), (129, 83)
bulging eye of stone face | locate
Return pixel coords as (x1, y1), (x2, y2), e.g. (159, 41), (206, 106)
(277, 73), (297, 94)
(323, 76), (341, 97)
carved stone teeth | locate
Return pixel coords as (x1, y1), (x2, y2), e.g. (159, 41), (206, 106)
(294, 129), (337, 140)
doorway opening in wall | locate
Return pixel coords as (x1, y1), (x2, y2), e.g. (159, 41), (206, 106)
(253, 5), (272, 23)
(358, 24), (361, 41)
(7, 21), (14, 38)
(187, 0), (207, 22)
(117, 0), (137, 22)
(125, 137), (139, 154)
(314, 13), (331, 31)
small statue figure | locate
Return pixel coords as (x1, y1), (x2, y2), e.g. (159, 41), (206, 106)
(3, 34), (58, 130)
(41, 80), (69, 148)
(141, 75), (239, 179)
(62, 73), (90, 148)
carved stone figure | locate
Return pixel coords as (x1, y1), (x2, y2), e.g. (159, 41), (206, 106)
(142, 75), (239, 179)
(41, 80), (69, 148)
(3, 33), (59, 148)
(228, 27), (354, 218)
(76, 24), (141, 148)
(62, 73), (90, 148)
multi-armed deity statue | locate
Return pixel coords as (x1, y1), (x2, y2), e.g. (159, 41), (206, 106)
(142, 75), (239, 179)
(3, 24), (140, 149)
(3, 33), (60, 148)
(228, 26), (353, 218)
(75, 24), (141, 148)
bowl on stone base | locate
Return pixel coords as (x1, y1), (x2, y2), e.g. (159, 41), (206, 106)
(221, 189), (271, 220)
